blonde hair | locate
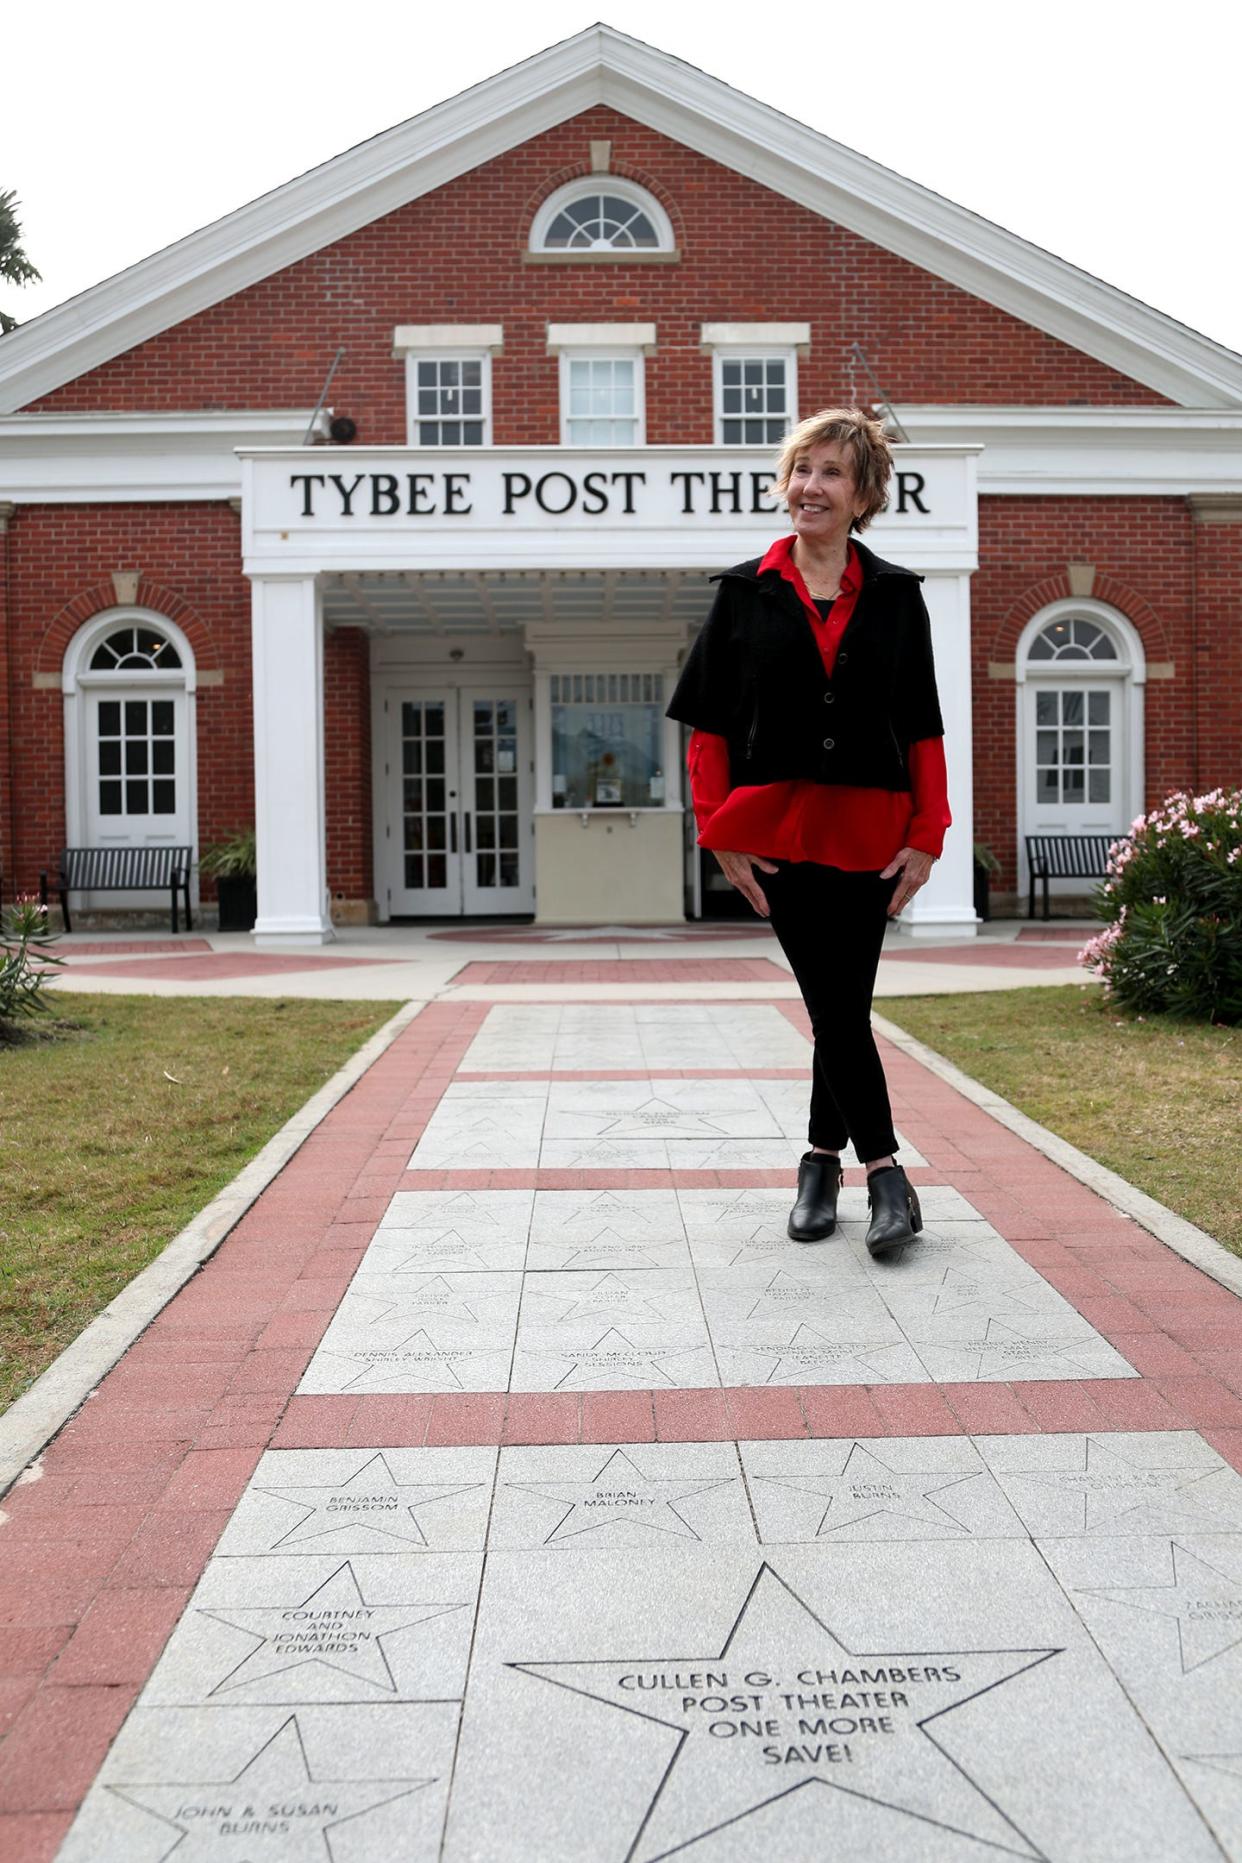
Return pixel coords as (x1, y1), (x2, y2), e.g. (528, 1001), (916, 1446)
(772, 406), (894, 532)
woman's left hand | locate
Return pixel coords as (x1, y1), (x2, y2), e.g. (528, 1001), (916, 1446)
(879, 845), (935, 917)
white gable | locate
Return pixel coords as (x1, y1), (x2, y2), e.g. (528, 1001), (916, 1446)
(2, 23), (1241, 412)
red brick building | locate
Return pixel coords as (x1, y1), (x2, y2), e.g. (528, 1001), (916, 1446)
(2, 26), (1239, 939)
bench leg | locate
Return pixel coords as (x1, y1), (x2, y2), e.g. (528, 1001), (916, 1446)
(184, 878), (193, 933)
(171, 881), (179, 936)
(61, 887), (72, 935)
(1028, 876), (1035, 920)
(1042, 874), (1050, 922)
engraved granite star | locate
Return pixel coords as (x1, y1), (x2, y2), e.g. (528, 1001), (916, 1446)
(109, 1714), (432, 1859)
(1007, 1439), (1232, 1534)
(527, 1328), (710, 1391)
(391, 1230), (518, 1272)
(356, 1276), (485, 1327)
(556, 1232), (672, 1268)
(549, 1193), (665, 1225)
(511, 1562), (1060, 1858)
(253, 1453), (486, 1550)
(754, 1443), (981, 1539)
(537, 1273), (682, 1327)
(912, 1318), (1119, 1382)
(724, 1324), (917, 1387)
(506, 1450), (734, 1543)
(199, 1560), (467, 1696)
(334, 1329), (505, 1393)
(1080, 1543), (1242, 1672)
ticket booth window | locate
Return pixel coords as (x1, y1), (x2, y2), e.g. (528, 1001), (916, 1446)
(549, 672), (665, 809)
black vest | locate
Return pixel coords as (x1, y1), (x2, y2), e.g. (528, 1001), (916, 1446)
(666, 537), (945, 792)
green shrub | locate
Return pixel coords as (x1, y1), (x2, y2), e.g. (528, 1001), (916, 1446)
(0, 897), (66, 1029)
(1079, 787), (1242, 1024)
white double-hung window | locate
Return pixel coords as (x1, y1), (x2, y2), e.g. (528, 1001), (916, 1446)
(701, 323), (808, 444)
(548, 324), (655, 446)
(392, 326), (503, 446)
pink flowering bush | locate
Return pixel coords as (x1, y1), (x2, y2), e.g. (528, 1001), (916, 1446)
(0, 895), (65, 1029)
(1079, 787), (1242, 1024)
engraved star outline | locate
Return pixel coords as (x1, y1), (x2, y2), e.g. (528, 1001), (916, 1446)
(106, 1714), (433, 1861)
(1008, 1438), (1232, 1535)
(253, 1452), (486, 1550)
(753, 1442), (983, 1539)
(1079, 1542), (1242, 1673)
(509, 1562), (1061, 1861)
(506, 1449), (735, 1544)
(529, 1328), (711, 1391)
(198, 1559), (468, 1697)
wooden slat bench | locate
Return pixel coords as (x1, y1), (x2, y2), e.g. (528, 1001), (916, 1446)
(1024, 833), (1128, 921)
(40, 846), (195, 934)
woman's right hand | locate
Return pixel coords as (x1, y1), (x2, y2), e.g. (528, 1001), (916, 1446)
(715, 849), (780, 918)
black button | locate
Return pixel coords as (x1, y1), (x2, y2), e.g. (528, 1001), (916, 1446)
(822, 691), (835, 705)
(822, 737), (835, 750)
(838, 650), (848, 664)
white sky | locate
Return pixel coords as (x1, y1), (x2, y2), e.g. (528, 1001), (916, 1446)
(4, 0), (1240, 372)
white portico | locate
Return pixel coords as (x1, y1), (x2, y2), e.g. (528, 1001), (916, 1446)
(240, 444), (980, 945)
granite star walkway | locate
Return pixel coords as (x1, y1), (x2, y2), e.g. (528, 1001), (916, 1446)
(3, 967), (1241, 1861)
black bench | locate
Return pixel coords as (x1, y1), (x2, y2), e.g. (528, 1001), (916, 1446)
(1024, 833), (1128, 921)
(40, 846), (195, 934)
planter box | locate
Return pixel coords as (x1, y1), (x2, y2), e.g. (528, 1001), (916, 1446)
(973, 861), (992, 923)
(216, 875), (257, 933)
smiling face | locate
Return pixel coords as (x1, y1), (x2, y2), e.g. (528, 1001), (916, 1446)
(786, 438), (863, 543)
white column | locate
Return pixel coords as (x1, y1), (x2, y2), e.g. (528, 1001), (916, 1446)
(897, 570), (978, 937)
(250, 573), (335, 946)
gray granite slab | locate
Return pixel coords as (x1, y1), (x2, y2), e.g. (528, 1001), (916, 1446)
(141, 1552), (478, 1707)
(510, 1328), (720, 1393)
(739, 1437), (1028, 1543)
(214, 1448), (497, 1556)
(978, 1432), (1242, 1539)
(457, 1003), (812, 1073)
(489, 1443), (756, 1550)
(59, 1704), (456, 1862)
(444, 1541), (1221, 1861)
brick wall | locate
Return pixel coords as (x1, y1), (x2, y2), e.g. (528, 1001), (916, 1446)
(26, 107), (1167, 428)
(972, 496), (1241, 893)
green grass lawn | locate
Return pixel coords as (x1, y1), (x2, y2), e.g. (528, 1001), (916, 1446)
(880, 984), (1241, 1259)
(0, 994), (404, 1412)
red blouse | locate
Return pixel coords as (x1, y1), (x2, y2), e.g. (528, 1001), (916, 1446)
(688, 535), (951, 868)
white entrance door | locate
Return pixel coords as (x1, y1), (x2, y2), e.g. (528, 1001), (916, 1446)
(385, 686), (533, 916)
(86, 689), (192, 848)
(1024, 680), (1125, 893)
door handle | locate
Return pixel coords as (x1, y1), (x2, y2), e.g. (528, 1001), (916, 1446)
(450, 813), (458, 853)
(464, 813), (472, 854)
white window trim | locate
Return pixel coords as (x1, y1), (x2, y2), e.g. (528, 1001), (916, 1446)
(555, 348), (647, 448)
(62, 608), (200, 898)
(401, 349), (494, 449)
(529, 178), (675, 254)
(709, 345), (799, 446)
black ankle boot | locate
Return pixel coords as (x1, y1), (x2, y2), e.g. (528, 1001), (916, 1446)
(787, 1151), (843, 1243)
(864, 1164), (923, 1257)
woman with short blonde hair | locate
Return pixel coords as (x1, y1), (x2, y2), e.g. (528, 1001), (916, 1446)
(667, 407), (950, 1255)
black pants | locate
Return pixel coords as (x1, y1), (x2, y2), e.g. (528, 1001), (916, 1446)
(756, 860), (901, 1162)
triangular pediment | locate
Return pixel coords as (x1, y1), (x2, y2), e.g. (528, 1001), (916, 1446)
(2, 23), (1240, 411)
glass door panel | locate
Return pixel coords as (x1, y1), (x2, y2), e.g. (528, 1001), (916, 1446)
(391, 692), (462, 914)
(462, 691), (532, 915)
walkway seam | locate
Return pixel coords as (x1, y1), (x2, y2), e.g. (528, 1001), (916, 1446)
(0, 998), (428, 1497)
(873, 1008), (1242, 1299)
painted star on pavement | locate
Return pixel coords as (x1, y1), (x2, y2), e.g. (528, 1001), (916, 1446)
(253, 1453), (486, 1550)
(1008, 1439), (1233, 1534)
(200, 1560), (467, 1696)
(109, 1714), (433, 1859)
(506, 1449), (734, 1543)
(1080, 1543), (1242, 1672)
(511, 1562), (1060, 1859)
(754, 1442), (981, 1539)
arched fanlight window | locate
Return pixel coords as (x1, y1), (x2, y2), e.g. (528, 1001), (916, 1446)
(1026, 616), (1117, 662)
(529, 178), (675, 255)
(89, 624), (183, 671)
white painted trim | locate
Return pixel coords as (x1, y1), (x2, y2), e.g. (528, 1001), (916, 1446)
(547, 323), (657, 353)
(392, 324), (504, 354)
(899, 404), (1242, 495)
(61, 610), (200, 912)
(402, 349), (492, 448)
(1013, 596), (1147, 903)
(3, 28), (1237, 412)
(701, 322), (810, 349)
(710, 347), (798, 447)
(529, 174), (674, 253)
(0, 999), (428, 1497)
(0, 409), (320, 502)
(557, 352), (647, 447)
